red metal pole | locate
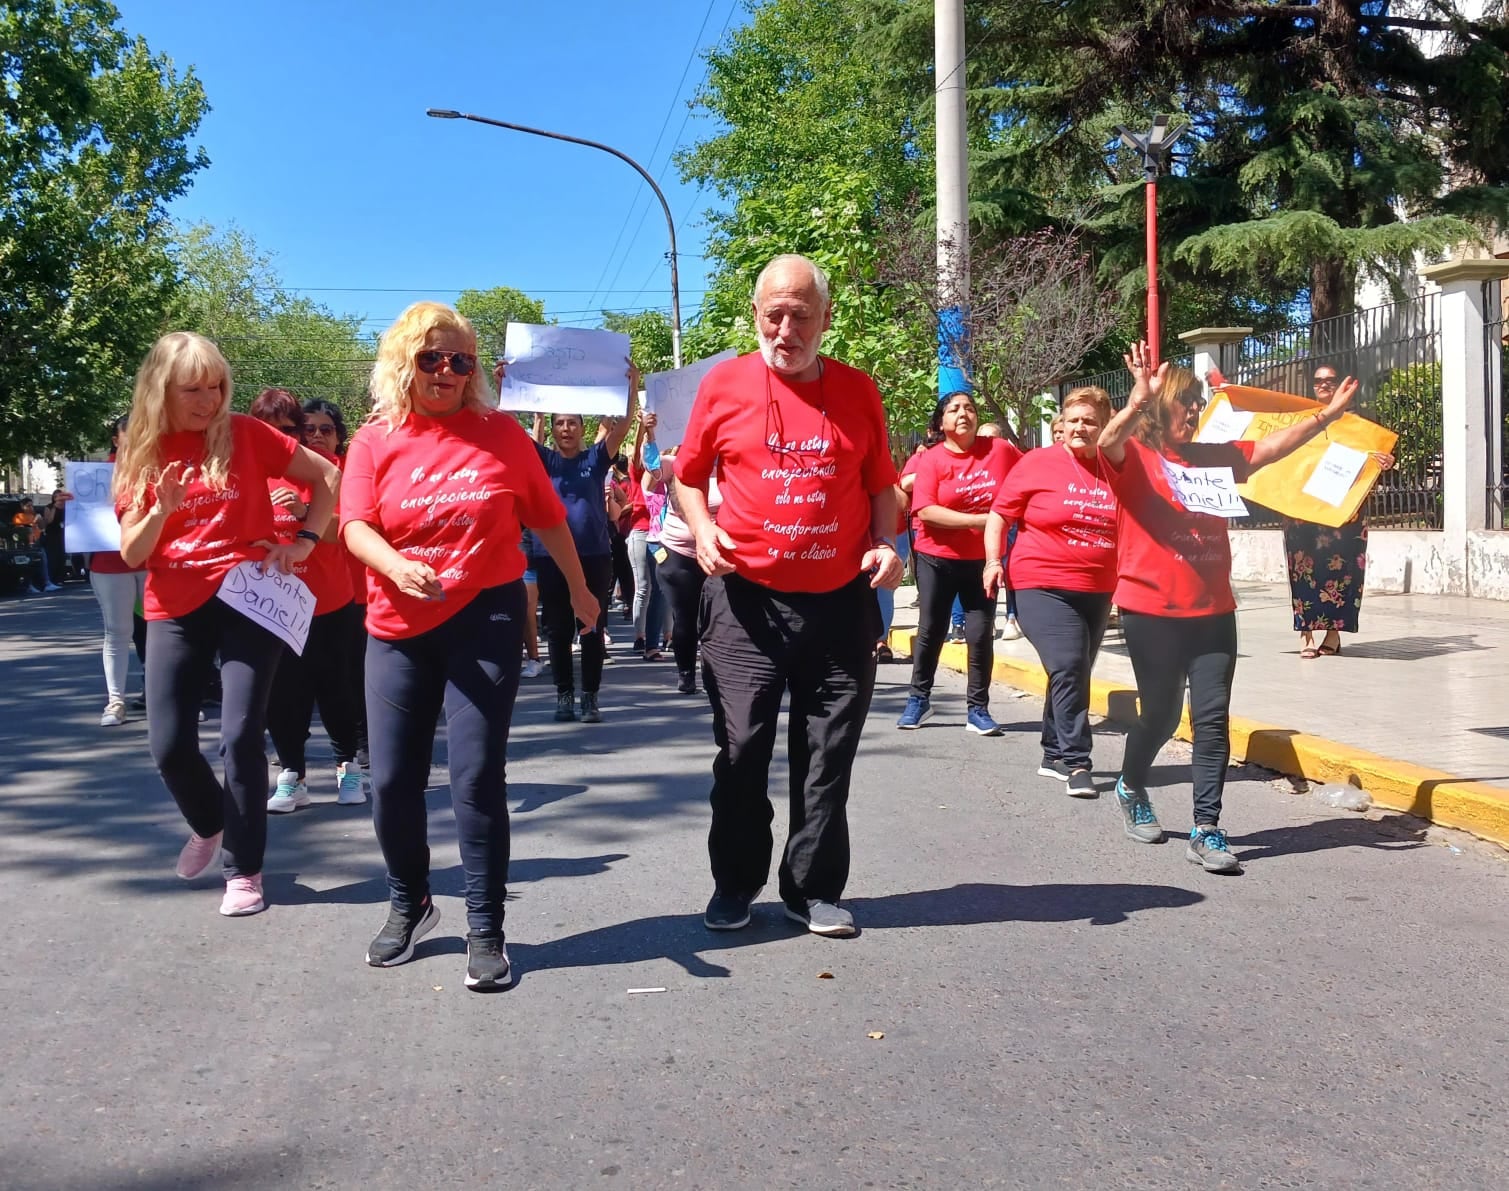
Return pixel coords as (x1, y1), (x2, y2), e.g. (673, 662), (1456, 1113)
(1145, 177), (1160, 367)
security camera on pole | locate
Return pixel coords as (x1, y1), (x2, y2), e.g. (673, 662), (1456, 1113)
(1112, 114), (1189, 368)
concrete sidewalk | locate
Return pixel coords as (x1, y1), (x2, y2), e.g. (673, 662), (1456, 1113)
(888, 581), (1509, 849)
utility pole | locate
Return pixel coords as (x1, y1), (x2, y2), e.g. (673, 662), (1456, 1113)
(935, 0), (969, 399)
(1113, 115), (1186, 368)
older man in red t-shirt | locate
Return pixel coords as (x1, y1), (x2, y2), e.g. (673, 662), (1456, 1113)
(674, 254), (902, 938)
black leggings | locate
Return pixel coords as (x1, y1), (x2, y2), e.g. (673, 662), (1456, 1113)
(909, 551), (997, 709)
(1015, 587), (1112, 770)
(146, 598), (285, 879)
(1119, 610), (1238, 826)
(267, 600), (363, 776)
(657, 547), (706, 673)
(365, 583), (524, 935)
(535, 553), (613, 696)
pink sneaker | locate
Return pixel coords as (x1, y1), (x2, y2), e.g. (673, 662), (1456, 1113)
(176, 831), (222, 880)
(220, 874), (265, 917)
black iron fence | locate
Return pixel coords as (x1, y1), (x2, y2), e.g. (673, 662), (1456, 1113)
(1487, 280), (1508, 528)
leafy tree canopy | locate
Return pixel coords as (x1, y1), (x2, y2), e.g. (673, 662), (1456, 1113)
(456, 285), (549, 364)
(1, 0), (208, 465)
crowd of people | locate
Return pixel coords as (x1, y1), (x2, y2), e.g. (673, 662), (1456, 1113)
(59, 249), (1379, 992)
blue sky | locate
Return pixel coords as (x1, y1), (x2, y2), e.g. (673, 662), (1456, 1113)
(115, 0), (746, 336)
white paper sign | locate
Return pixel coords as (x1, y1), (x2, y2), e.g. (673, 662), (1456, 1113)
(1301, 441), (1368, 508)
(215, 560), (313, 655)
(1195, 397), (1255, 444)
(643, 349), (739, 448)
(1159, 458), (1249, 518)
(498, 324), (632, 417)
(62, 460), (121, 554)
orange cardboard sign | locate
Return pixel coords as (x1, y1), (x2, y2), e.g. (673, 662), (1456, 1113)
(1195, 385), (1399, 527)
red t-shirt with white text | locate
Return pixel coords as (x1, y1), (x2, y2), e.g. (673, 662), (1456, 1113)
(990, 446), (1118, 593)
(675, 352), (898, 594)
(910, 437), (1021, 560)
(119, 414), (299, 619)
(341, 407), (566, 640)
(267, 446), (353, 615)
(1103, 437), (1256, 617)
(338, 453), (368, 605)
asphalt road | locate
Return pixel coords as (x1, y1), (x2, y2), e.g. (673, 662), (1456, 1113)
(3, 586), (1507, 1189)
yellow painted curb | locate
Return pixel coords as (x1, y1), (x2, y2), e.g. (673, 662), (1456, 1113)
(887, 627), (1509, 850)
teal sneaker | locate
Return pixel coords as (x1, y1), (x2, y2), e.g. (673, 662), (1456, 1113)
(1187, 825), (1241, 873)
(1114, 776), (1162, 843)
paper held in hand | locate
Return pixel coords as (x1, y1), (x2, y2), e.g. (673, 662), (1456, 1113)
(62, 460), (121, 554)
(498, 324), (632, 417)
(216, 559), (313, 655)
(643, 349), (738, 448)
(1159, 458), (1249, 519)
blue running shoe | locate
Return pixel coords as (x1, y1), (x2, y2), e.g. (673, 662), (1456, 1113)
(1114, 776), (1162, 843)
(896, 695), (933, 730)
(965, 707), (1002, 736)
(1187, 825), (1241, 873)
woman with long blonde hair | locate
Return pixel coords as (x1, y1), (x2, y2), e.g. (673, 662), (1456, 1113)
(342, 301), (598, 991)
(115, 331), (341, 916)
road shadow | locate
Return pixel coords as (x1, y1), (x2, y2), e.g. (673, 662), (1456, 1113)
(268, 852), (633, 907)
(1229, 811), (1430, 862)
(509, 881), (1204, 980)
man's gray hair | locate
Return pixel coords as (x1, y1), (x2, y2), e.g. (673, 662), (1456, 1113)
(752, 254), (831, 308)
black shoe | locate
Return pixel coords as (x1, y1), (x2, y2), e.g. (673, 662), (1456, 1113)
(1037, 758), (1072, 781)
(703, 889), (753, 931)
(784, 898), (856, 937)
(580, 691), (602, 723)
(464, 932), (513, 991)
(365, 899), (439, 967)
(554, 691), (577, 722)
(676, 670), (696, 694)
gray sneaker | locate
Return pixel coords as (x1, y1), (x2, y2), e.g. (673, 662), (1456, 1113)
(1067, 768), (1097, 798)
(1186, 826), (1242, 873)
(784, 898), (856, 937)
(1114, 776), (1163, 843)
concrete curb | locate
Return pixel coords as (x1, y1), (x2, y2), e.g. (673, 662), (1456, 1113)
(887, 628), (1509, 850)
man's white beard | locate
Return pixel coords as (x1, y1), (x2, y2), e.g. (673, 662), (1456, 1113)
(758, 333), (818, 377)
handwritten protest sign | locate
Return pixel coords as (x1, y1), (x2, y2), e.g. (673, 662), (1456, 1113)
(1159, 458), (1249, 518)
(1195, 399), (1255, 444)
(1195, 384), (1398, 527)
(644, 349), (738, 448)
(498, 324), (632, 417)
(216, 560), (313, 655)
(62, 460), (121, 554)
(1302, 441), (1368, 508)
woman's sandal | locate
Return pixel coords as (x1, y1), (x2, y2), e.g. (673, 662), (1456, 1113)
(1318, 639), (1342, 657)
(1299, 634), (1320, 659)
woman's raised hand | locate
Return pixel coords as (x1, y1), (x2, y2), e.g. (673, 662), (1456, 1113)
(155, 464), (195, 514)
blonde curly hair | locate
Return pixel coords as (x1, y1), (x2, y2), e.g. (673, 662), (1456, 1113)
(113, 332), (233, 511)
(367, 301), (493, 430)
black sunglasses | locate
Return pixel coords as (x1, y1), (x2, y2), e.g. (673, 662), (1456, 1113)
(303, 422), (337, 435)
(416, 349), (477, 376)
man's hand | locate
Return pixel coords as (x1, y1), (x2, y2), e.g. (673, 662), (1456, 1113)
(694, 522), (737, 578)
(386, 556), (444, 601)
(863, 542), (903, 590)
(569, 582), (600, 635)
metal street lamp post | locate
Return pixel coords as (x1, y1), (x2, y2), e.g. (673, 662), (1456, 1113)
(1113, 114), (1187, 367)
(426, 108), (683, 369)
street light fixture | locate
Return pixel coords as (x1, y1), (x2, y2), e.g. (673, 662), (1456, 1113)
(1112, 114), (1188, 367)
(426, 108), (683, 368)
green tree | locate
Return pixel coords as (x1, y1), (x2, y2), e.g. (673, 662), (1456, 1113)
(864, 0), (1509, 326)
(456, 286), (549, 364)
(171, 224), (376, 430)
(601, 308), (676, 375)
(0, 0), (208, 466)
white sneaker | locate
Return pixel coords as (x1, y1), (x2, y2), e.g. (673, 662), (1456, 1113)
(335, 761), (369, 805)
(43, 583), (62, 592)
(100, 700), (127, 727)
(1001, 617), (1024, 641)
(520, 658), (543, 679)
(267, 768), (310, 813)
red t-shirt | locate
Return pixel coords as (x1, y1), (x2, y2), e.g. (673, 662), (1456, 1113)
(910, 437), (1021, 561)
(267, 449), (353, 615)
(675, 352), (898, 594)
(118, 414), (299, 619)
(990, 446), (1118, 593)
(1103, 437), (1257, 617)
(338, 454), (368, 605)
(897, 451), (923, 536)
(627, 462), (652, 533)
(341, 407), (566, 640)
